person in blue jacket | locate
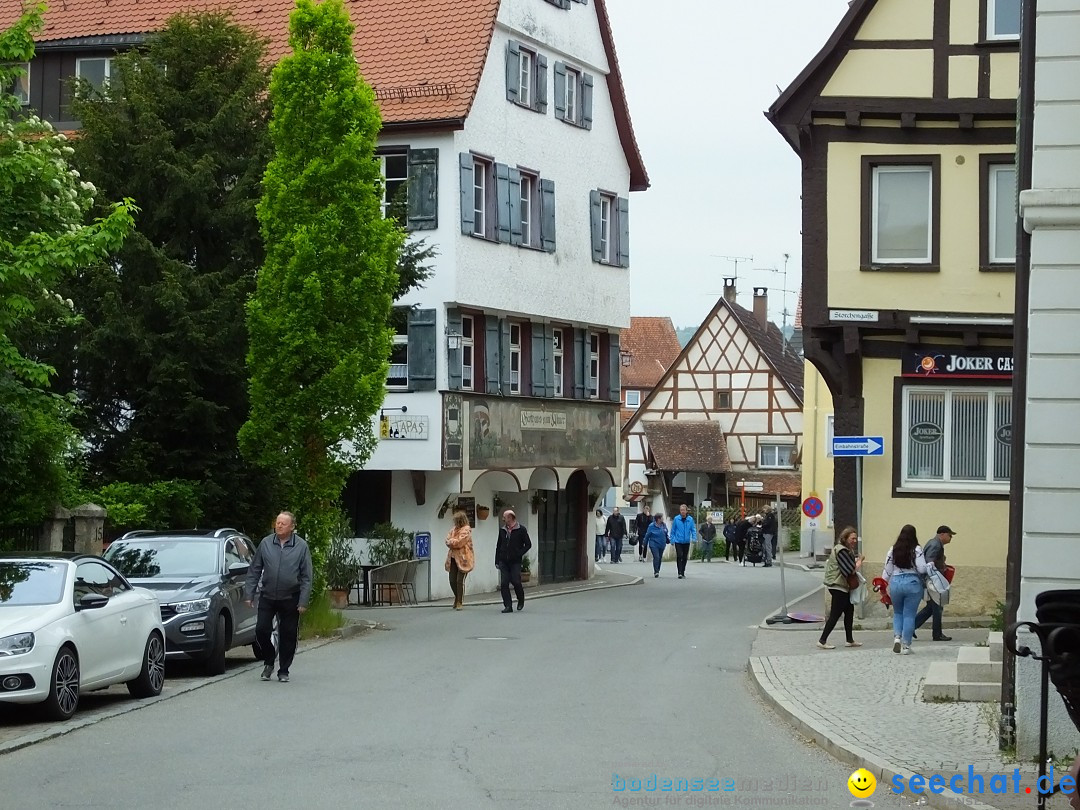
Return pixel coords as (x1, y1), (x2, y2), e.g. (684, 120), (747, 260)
(644, 513), (669, 578)
(669, 504), (697, 579)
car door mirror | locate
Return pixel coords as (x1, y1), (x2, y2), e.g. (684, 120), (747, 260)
(227, 562), (249, 577)
(76, 593), (109, 611)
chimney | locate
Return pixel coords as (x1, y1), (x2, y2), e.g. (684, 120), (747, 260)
(723, 277), (737, 303)
(753, 287), (768, 326)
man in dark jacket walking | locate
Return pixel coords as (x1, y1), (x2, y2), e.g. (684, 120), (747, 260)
(634, 506), (651, 562)
(496, 509), (532, 613)
(605, 507), (628, 563)
(762, 508), (779, 560)
(244, 511), (313, 683)
(733, 516), (752, 565)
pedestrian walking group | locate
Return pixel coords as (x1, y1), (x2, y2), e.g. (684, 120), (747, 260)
(816, 521), (958, 653)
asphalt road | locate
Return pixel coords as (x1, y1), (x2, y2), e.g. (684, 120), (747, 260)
(0, 561), (918, 809)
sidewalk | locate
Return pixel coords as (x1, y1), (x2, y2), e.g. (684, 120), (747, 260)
(343, 567), (642, 610)
(749, 586), (1070, 810)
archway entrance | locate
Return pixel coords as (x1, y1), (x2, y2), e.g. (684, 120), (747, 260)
(537, 470), (587, 583)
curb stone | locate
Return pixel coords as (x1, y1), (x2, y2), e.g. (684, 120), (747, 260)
(747, 656), (1005, 810)
(351, 574), (643, 609)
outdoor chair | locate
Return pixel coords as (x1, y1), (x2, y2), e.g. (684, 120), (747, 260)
(369, 560), (409, 606)
(399, 560), (419, 605)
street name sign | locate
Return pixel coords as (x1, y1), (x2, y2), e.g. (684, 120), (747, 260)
(832, 436), (885, 457)
(736, 481), (764, 491)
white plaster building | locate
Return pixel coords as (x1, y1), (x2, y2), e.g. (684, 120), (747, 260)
(1013, 0), (1080, 759)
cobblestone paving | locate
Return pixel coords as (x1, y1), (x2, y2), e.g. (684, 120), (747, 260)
(750, 625), (1075, 810)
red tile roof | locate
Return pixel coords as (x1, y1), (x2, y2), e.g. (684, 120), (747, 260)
(642, 421), (732, 475)
(620, 316), (681, 390)
(5, 0), (648, 186)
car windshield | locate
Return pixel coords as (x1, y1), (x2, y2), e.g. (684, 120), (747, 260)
(0, 561), (67, 606)
(105, 540), (219, 578)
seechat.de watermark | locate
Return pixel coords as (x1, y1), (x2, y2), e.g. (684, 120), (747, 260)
(889, 766), (1077, 799)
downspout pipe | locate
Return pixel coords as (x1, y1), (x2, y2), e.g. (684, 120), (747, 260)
(1000, 0), (1037, 751)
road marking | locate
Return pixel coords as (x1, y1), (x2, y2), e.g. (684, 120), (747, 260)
(474, 637), (508, 641)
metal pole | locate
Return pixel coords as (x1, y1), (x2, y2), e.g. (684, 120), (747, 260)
(776, 492), (789, 615)
(856, 456), (865, 620)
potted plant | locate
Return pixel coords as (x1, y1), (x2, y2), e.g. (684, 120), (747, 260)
(520, 553), (532, 583)
(476, 505), (491, 520)
(367, 522), (414, 567)
(325, 535), (361, 610)
(492, 493), (506, 513)
(530, 491), (545, 514)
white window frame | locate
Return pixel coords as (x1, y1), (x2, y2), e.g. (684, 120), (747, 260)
(587, 331), (599, 399)
(378, 152), (409, 220)
(825, 414), (835, 458)
(871, 165), (933, 264)
(988, 163), (1017, 264)
(6, 61), (29, 105)
(900, 385), (1012, 493)
(520, 171), (535, 248)
(461, 315), (475, 391)
(552, 328), (563, 396)
(518, 48), (533, 108)
(472, 158), (489, 238)
(758, 440), (797, 470)
(625, 390), (641, 408)
(565, 67), (579, 124)
(509, 322), (521, 395)
(75, 56), (115, 93)
(826, 489), (834, 528)
(987, 0), (1021, 40)
(599, 194), (613, 264)
(387, 334), (408, 390)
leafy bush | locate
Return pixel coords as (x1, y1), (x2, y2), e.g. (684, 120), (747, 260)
(91, 480), (204, 538)
(367, 522), (414, 567)
(299, 591), (346, 639)
(325, 511), (361, 590)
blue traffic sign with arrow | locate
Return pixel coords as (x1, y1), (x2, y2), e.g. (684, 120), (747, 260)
(832, 436), (885, 457)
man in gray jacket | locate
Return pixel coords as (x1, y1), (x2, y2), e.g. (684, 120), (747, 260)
(244, 512), (313, 682)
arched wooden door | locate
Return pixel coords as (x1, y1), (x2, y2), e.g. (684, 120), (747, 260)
(537, 470), (587, 583)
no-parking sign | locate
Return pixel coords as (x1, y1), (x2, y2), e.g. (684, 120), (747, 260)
(802, 497), (824, 519)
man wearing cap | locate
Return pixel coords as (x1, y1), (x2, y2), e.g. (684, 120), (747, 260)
(914, 525), (955, 641)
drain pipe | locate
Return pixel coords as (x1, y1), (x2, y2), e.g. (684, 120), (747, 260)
(1000, 0), (1037, 752)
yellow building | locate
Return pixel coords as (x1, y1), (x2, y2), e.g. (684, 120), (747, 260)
(769, 0), (1019, 613)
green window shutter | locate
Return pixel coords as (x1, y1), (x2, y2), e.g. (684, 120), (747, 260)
(581, 73), (594, 130)
(607, 332), (621, 401)
(535, 54), (548, 114)
(573, 328), (586, 399)
(459, 152), (474, 235)
(509, 168), (523, 246)
(446, 308), (462, 391)
(406, 148), (438, 231)
(485, 315), (501, 394)
(540, 178), (556, 252)
(589, 190), (603, 262)
(495, 162), (512, 243)
(530, 322), (548, 396)
(553, 61), (566, 121)
(500, 319), (512, 393)
(505, 41), (520, 103)
(407, 308), (437, 391)
(617, 196), (630, 268)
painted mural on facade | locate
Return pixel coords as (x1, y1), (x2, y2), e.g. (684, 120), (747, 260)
(467, 398), (617, 469)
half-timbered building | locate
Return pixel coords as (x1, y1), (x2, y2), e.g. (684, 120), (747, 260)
(621, 281), (803, 515)
(768, 0), (1019, 611)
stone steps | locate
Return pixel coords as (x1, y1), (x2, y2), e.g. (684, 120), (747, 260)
(921, 632), (1002, 703)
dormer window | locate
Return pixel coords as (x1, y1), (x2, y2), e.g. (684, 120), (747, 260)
(987, 0), (1021, 40)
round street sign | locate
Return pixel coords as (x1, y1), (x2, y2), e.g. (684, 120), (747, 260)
(802, 497), (824, 518)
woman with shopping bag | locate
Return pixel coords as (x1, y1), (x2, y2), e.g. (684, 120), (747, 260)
(817, 526), (864, 649)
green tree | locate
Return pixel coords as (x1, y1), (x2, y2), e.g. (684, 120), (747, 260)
(0, 5), (135, 524)
(239, 0), (403, 585)
(53, 12), (279, 532)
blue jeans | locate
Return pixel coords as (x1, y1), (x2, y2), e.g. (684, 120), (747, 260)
(915, 599), (943, 637)
(890, 573), (924, 646)
(648, 543), (665, 574)
(595, 535), (606, 561)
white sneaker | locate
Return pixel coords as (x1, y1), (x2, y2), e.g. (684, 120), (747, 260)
(901, 645), (912, 655)
(893, 637), (901, 654)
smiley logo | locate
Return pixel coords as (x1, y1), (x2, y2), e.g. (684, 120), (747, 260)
(847, 768), (877, 798)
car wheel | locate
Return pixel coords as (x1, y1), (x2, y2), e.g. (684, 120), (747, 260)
(126, 631), (165, 698)
(43, 646), (79, 721)
(204, 614), (227, 676)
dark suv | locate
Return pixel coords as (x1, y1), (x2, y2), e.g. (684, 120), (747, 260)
(103, 529), (260, 675)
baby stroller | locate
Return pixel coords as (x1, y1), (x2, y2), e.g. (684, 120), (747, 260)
(745, 527), (767, 567)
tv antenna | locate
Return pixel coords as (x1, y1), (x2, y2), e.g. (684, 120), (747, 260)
(757, 253), (799, 333)
(711, 255), (754, 278)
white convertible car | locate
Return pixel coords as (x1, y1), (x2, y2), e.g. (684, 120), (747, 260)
(0, 553), (166, 720)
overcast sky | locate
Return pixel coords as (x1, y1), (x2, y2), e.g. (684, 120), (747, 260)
(606, 0), (853, 332)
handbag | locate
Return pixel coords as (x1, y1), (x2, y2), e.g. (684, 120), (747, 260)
(849, 572), (868, 605)
(629, 536), (637, 546)
(926, 563), (951, 605)
(846, 572), (860, 590)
